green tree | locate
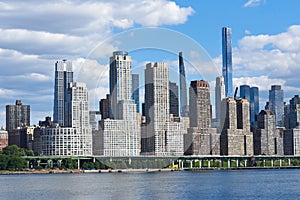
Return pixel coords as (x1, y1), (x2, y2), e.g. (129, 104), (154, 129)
(7, 156), (27, 170)
(25, 149), (34, 156)
(0, 154), (9, 170)
(82, 162), (89, 169)
(2, 145), (26, 156)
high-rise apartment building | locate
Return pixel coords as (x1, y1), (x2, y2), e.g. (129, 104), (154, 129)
(220, 98), (253, 156)
(6, 100), (30, 132)
(222, 27), (233, 97)
(53, 60), (73, 126)
(215, 76), (225, 126)
(269, 85), (284, 127)
(144, 62), (169, 155)
(254, 110), (276, 155)
(109, 51), (132, 119)
(100, 51), (140, 156)
(285, 95), (300, 129)
(184, 80), (219, 155)
(132, 74), (140, 113)
(179, 52), (188, 117)
(169, 81), (179, 117)
(37, 82), (93, 156)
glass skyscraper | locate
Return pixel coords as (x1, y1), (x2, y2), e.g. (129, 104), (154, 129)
(132, 74), (140, 113)
(269, 85), (284, 127)
(250, 87), (259, 124)
(239, 85), (259, 126)
(222, 27), (233, 97)
(53, 60), (73, 126)
(179, 52), (188, 117)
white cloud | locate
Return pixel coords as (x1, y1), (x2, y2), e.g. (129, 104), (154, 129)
(244, 0), (265, 8)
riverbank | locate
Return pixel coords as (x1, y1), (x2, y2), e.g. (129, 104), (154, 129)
(3, 166), (300, 175)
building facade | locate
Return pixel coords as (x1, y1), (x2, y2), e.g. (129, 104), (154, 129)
(184, 80), (219, 155)
(179, 52), (188, 117)
(254, 110), (276, 155)
(132, 74), (140, 113)
(0, 130), (8, 151)
(100, 51), (140, 156)
(220, 98), (253, 156)
(215, 76), (225, 128)
(53, 60), (73, 126)
(6, 100), (30, 132)
(143, 62), (170, 155)
(269, 85), (284, 127)
(109, 51), (132, 119)
(222, 27), (233, 97)
(169, 81), (179, 117)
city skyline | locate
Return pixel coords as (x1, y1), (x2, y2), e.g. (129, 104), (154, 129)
(1, 0), (300, 126)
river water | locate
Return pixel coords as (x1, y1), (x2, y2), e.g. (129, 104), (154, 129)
(1, 169), (300, 200)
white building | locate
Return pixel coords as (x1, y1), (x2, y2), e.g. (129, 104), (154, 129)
(100, 51), (140, 156)
(38, 82), (92, 156)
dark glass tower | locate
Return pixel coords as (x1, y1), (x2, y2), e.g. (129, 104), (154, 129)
(53, 60), (73, 126)
(179, 52), (188, 117)
(222, 27), (233, 97)
(239, 85), (259, 126)
(132, 74), (140, 113)
(169, 81), (179, 117)
(250, 87), (259, 124)
(269, 85), (284, 127)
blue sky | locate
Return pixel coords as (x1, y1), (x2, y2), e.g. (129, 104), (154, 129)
(0, 0), (300, 126)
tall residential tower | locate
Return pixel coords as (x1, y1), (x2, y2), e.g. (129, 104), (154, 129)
(53, 60), (73, 126)
(222, 27), (233, 97)
(179, 52), (188, 117)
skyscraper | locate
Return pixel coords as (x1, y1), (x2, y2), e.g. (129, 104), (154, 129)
(184, 80), (219, 155)
(53, 60), (73, 126)
(37, 82), (93, 156)
(222, 27), (233, 97)
(254, 110), (276, 155)
(6, 100), (30, 132)
(250, 87), (259, 124)
(240, 85), (260, 125)
(132, 74), (140, 113)
(220, 97), (253, 156)
(109, 51), (132, 119)
(240, 85), (250, 100)
(269, 85), (284, 127)
(215, 76), (225, 126)
(179, 52), (188, 117)
(189, 80), (211, 128)
(169, 81), (179, 117)
(101, 51), (140, 156)
(144, 62), (169, 155)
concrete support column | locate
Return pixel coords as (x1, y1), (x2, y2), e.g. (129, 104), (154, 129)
(279, 159), (282, 167)
(236, 159), (239, 168)
(178, 160), (181, 169)
(263, 160), (266, 167)
(199, 160), (202, 168)
(93, 157), (96, 163)
(288, 158), (291, 166)
(244, 160), (247, 167)
(190, 160), (193, 168)
(271, 159), (274, 167)
(208, 160), (211, 168)
(78, 158), (80, 169)
(128, 157), (132, 165)
(228, 159), (231, 168)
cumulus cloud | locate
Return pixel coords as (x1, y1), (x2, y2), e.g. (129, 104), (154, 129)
(214, 25), (300, 107)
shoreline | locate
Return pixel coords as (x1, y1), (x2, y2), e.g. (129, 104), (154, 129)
(2, 166), (300, 175)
